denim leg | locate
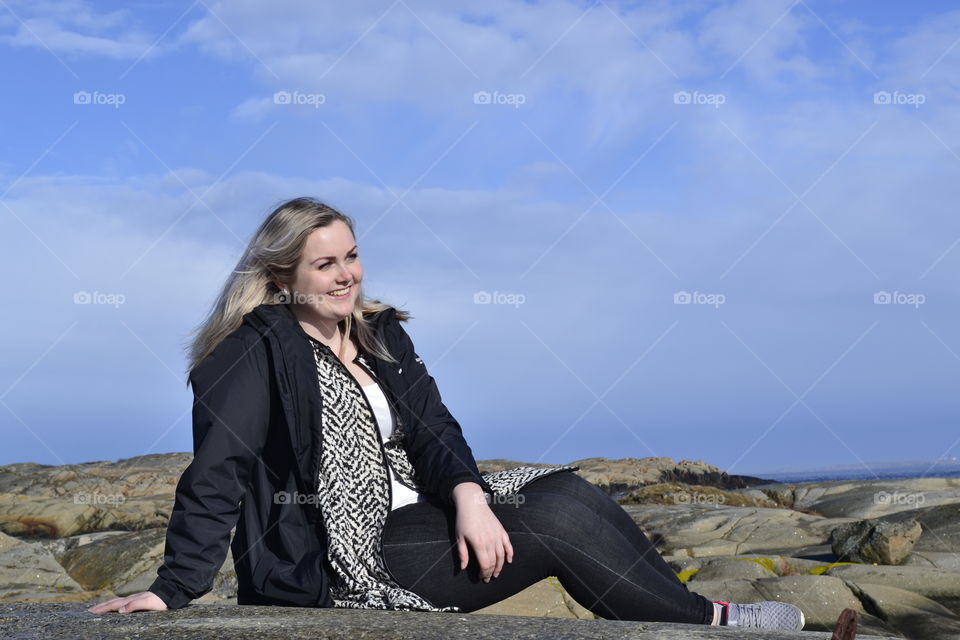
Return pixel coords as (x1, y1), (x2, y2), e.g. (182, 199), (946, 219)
(381, 473), (713, 624)
(517, 471), (684, 584)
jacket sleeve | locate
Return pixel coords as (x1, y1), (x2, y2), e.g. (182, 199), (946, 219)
(387, 316), (494, 507)
(148, 335), (271, 609)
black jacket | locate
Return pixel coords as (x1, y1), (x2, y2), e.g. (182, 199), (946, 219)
(148, 303), (495, 609)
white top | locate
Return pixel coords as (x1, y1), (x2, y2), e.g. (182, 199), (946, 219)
(360, 381), (429, 511)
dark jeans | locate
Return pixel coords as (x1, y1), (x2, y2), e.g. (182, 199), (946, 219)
(381, 471), (714, 624)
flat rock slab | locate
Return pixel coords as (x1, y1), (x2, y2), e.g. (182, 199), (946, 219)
(0, 603), (904, 639)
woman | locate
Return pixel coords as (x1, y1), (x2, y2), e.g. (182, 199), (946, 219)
(87, 197), (804, 629)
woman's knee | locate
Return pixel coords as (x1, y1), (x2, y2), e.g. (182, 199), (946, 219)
(523, 471), (611, 506)
(500, 490), (598, 539)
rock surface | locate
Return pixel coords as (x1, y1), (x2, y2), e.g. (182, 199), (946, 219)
(0, 602), (905, 639)
(752, 478), (960, 519)
(0, 453), (191, 538)
(688, 575), (901, 637)
(484, 457), (770, 493)
(2, 454), (959, 639)
(619, 503), (854, 557)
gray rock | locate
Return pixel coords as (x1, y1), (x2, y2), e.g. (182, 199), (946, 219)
(474, 577), (595, 619)
(482, 457), (769, 493)
(0, 602), (905, 639)
(912, 503), (960, 553)
(902, 550), (960, 572)
(54, 527), (238, 600)
(753, 478), (960, 519)
(848, 582), (960, 640)
(826, 564), (960, 615)
(621, 504), (854, 557)
(688, 558), (777, 581)
(829, 512), (922, 564)
(0, 532), (85, 602)
(0, 453), (191, 538)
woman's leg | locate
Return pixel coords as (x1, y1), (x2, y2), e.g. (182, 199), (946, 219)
(381, 472), (714, 624)
(518, 471), (682, 584)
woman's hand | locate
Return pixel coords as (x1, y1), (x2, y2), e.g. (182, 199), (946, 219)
(87, 591), (168, 614)
(452, 482), (513, 582)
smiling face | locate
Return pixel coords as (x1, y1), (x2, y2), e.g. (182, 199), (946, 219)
(282, 220), (363, 327)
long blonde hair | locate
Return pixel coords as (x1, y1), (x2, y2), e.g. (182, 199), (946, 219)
(185, 197), (409, 380)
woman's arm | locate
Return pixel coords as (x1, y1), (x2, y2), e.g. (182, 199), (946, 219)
(89, 335), (272, 612)
(386, 316), (512, 582)
(387, 316), (495, 507)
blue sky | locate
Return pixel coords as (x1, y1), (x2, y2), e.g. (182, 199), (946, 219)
(1, 0), (958, 477)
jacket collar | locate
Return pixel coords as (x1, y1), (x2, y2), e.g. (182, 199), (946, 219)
(244, 302), (393, 355)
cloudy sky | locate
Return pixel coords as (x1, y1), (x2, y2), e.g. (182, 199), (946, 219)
(1, 0), (957, 478)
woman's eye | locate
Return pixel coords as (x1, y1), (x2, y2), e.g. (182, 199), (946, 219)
(318, 253), (357, 269)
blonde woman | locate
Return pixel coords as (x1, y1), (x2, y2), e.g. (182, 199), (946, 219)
(88, 197), (804, 630)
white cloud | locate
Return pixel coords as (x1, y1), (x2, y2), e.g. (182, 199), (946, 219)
(0, 0), (159, 59)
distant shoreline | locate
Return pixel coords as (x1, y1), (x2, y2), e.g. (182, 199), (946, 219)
(751, 467), (960, 485)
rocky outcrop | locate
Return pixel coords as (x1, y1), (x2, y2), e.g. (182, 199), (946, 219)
(2, 454), (958, 638)
(750, 477), (960, 519)
(619, 503), (856, 557)
(615, 483), (778, 508)
(0, 455), (765, 540)
(0, 454), (191, 538)
(483, 457), (769, 493)
(829, 512), (923, 564)
(0, 602), (904, 639)
(688, 575), (902, 637)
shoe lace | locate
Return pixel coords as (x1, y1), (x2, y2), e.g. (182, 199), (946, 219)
(736, 603), (762, 627)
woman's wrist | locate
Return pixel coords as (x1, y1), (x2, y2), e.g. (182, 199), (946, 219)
(451, 481), (487, 508)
